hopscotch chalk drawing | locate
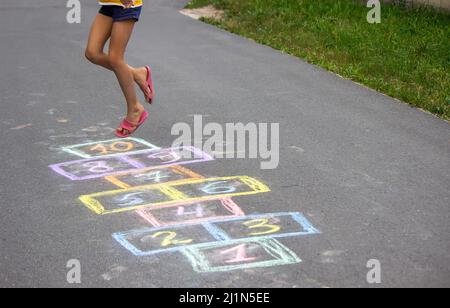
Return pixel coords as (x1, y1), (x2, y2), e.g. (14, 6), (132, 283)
(50, 146), (213, 181)
(49, 137), (321, 273)
(136, 198), (245, 227)
(62, 137), (160, 158)
(79, 176), (271, 215)
(182, 238), (301, 273)
(113, 212), (319, 256)
(105, 165), (204, 189)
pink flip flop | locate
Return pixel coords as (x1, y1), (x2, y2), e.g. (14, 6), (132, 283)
(144, 66), (155, 104)
(115, 110), (149, 138)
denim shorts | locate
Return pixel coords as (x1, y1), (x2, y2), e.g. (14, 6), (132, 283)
(99, 5), (142, 22)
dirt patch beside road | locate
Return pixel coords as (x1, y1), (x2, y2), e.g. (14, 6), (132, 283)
(180, 5), (224, 21)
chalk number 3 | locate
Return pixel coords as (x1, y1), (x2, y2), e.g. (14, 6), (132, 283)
(243, 218), (281, 236)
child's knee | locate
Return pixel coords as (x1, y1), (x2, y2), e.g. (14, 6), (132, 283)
(108, 54), (124, 70)
(85, 49), (97, 64)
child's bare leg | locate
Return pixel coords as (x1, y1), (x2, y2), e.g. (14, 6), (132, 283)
(85, 14), (113, 69)
(108, 20), (144, 131)
(85, 14), (149, 96)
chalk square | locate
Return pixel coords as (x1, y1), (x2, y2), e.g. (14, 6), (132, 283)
(211, 212), (321, 240)
(79, 185), (178, 215)
(136, 198), (245, 227)
(105, 165), (204, 189)
(181, 238), (301, 273)
(62, 138), (160, 158)
(167, 176), (271, 200)
(113, 224), (220, 256)
(50, 155), (137, 181)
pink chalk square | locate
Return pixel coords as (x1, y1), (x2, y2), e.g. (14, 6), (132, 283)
(136, 198), (245, 227)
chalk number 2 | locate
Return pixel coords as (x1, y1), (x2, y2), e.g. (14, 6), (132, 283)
(152, 231), (193, 247)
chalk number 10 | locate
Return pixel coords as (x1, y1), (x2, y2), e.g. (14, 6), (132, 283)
(90, 141), (134, 155)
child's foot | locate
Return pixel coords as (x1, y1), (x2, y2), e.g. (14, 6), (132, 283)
(134, 67), (152, 100)
(116, 104), (145, 136)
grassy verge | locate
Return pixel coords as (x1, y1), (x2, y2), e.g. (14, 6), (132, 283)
(186, 0), (450, 120)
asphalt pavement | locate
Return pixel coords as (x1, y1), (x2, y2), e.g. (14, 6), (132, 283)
(0, 0), (449, 287)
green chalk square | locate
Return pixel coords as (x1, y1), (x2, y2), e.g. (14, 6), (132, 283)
(181, 238), (301, 273)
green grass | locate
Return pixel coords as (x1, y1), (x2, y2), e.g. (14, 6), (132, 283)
(186, 0), (450, 120)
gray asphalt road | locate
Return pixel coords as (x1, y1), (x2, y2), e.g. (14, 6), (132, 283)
(0, 0), (449, 288)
